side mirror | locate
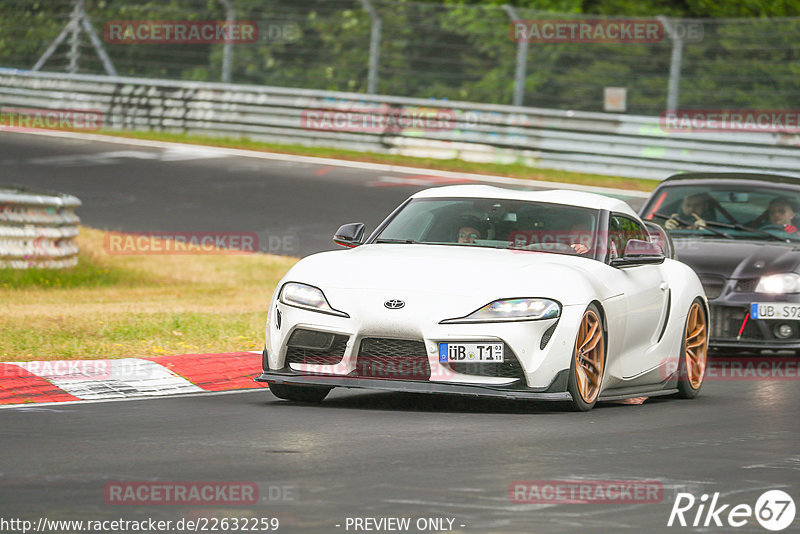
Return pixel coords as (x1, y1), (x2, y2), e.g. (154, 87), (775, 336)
(333, 223), (365, 248)
(611, 239), (665, 267)
(643, 221), (674, 259)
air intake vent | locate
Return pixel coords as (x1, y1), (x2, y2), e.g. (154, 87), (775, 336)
(353, 338), (430, 380)
(699, 275), (725, 300)
(540, 323), (558, 350)
(285, 329), (349, 366)
(735, 278), (759, 293)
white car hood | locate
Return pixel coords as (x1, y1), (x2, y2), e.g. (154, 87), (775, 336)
(284, 244), (606, 305)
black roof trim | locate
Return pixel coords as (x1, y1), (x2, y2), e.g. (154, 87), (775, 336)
(662, 172), (800, 186)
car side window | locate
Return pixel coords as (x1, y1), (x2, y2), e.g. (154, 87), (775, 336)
(609, 214), (649, 259)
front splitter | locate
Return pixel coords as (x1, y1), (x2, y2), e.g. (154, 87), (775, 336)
(255, 371), (571, 401)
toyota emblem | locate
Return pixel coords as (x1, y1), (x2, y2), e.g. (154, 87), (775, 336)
(384, 299), (405, 309)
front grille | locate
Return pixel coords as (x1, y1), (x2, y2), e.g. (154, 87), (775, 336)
(699, 275), (725, 300)
(709, 306), (763, 341)
(735, 278), (759, 293)
(447, 344), (525, 379)
(353, 338), (430, 380)
(285, 330), (349, 365)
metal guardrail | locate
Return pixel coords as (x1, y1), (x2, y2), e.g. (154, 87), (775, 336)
(0, 69), (798, 180)
(0, 185), (81, 269)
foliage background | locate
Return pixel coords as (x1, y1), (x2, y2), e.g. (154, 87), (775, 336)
(1, 0), (798, 114)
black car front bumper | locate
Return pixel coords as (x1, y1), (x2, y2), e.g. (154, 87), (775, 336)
(709, 301), (800, 351)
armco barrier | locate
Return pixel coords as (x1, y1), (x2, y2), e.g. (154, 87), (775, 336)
(0, 185), (81, 269)
(0, 69), (798, 180)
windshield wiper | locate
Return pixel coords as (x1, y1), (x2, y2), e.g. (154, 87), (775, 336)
(374, 238), (419, 244)
(703, 220), (792, 243)
(652, 212), (733, 239)
(652, 212), (792, 242)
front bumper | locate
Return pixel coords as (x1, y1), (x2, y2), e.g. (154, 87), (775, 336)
(709, 299), (800, 351)
(255, 367), (572, 401)
(266, 298), (585, 390)
(695, 275), (800, 350)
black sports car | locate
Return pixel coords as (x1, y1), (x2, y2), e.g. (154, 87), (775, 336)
(640, 172), (800, 354)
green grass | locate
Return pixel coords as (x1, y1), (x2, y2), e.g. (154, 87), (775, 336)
(0, 227), (298, 361)
(1, 257), (146, 289)
(100, 130), (658, 192)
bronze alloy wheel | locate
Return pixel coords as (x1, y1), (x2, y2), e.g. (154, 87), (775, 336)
(684, 301), (708, 389)
(573, 309), (605, 404)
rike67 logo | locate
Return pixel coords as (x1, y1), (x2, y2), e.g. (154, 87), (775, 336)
(668, 490), (796, 531)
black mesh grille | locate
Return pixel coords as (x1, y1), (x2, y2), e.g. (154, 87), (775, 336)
(447, 344), (525, 379)
(709, 306), (763, 341)
(285, 331), (349, 365)
(735, 278), (759, 293)
(699, 275), (725, 300)
(353, 338), (430, 380)
(540, 323), (558, 350)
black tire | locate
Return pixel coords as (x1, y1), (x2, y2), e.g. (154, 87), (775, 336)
(674, 298), (708, 399)
(267, 382), (331, 403)
(567, 303), (606, 412)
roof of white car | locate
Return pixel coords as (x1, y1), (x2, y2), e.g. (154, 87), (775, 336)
(411, 185), (639, 218)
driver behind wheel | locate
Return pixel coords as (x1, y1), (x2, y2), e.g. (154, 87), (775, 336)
(764, 197), (799, 233)
(664, 192), (715, 230)
(569, 219), (593, 254)
(456, 216), (488, 244)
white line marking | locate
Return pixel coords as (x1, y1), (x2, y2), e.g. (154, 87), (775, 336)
(11, 130), (649, 197)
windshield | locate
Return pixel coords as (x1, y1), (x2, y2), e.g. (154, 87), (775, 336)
(373, 198), (600, 257)
(642, 183), (800, 241)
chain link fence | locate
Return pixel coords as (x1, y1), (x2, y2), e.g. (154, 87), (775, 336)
(0, 0), (798, 115)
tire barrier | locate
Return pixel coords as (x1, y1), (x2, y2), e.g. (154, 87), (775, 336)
(0, 185), (81, 269)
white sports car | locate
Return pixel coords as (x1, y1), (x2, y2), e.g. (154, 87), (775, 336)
(256, 185), (709, 411)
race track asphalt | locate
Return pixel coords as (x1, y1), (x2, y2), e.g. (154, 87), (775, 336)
(0, 132), (797, 533)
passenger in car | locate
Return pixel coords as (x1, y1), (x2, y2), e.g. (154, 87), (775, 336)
(764, 197), (799, 233)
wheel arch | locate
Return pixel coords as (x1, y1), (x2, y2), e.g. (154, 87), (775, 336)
(589, 298), (609, 345)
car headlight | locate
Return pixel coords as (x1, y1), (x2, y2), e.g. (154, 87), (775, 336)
(440, 298), (561, 324)
(279, 282), (349, 317)
(755, 273), (800, 294)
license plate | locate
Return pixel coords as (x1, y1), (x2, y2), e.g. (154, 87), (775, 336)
(438, 342), (504, 363)
(750, 302), (800, 320)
